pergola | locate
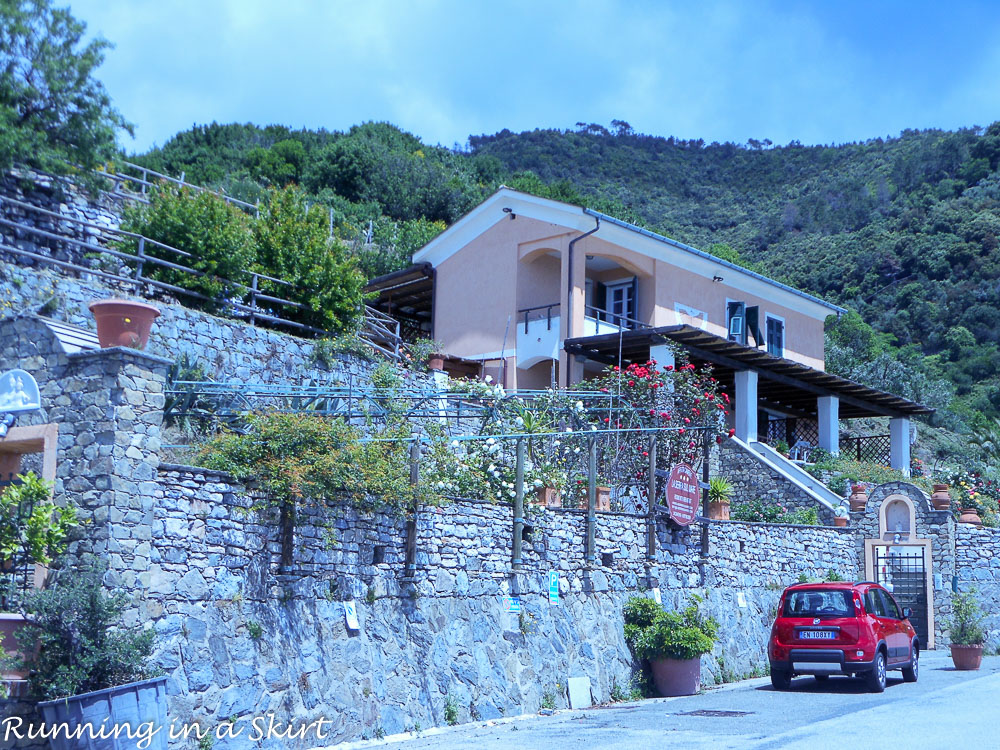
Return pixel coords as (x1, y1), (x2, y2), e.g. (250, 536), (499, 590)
(564, 324), (933, 474)
(365, 263), (434, 342)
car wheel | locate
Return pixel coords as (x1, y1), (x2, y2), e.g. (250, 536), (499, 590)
(902, 646), (919, 683)
(866, 651), (886, 693)
(771, 669), (792, 691)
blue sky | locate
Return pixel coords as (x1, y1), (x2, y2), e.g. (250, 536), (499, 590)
(68, 0), (1000, 154)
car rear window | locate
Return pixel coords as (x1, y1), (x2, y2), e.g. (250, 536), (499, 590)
(782, 589), (853, 618)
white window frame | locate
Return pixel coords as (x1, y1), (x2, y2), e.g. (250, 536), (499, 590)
(765, 313), (785, 358)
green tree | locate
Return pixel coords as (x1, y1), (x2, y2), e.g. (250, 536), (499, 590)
(0, 0), (131, 174)
(119, 185), (256, 310)
(253, 186), (367, 332)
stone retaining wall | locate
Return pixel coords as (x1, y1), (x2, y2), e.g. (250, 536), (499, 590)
(134, 463), (858, 748)
(955, 523), (1000, 649)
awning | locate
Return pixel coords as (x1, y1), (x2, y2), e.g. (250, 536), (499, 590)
(564, 324), (933, 420)
(365, 263), (434, 337)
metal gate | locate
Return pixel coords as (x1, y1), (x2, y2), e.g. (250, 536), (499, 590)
(873, 545), (929, 647)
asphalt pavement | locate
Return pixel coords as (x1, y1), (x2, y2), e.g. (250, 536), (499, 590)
(327, 650), (1000, 750)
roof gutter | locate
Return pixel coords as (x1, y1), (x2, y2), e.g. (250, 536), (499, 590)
(567, 215), (600, 334)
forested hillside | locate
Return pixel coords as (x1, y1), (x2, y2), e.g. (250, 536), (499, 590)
(132, 120), (1000, 436)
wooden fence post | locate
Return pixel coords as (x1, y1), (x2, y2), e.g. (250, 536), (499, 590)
(404, 439), (419, 577)
(646, 435), (657, 561)
(512, 437), (524, 570)
(586, 436), (597, 566)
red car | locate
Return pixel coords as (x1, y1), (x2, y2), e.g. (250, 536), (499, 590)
(768, 581), (919, 692)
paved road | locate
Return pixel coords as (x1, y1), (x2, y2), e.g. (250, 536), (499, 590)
(331, 651), (1000, 750)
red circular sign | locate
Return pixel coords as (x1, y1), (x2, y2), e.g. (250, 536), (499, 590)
(666, 463), (699, 526)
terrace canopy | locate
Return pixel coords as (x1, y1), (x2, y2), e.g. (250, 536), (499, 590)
(564, 324), (933, 474)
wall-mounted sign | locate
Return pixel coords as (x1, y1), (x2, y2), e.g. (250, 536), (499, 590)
(666, 463), (699, 526)
(548, 571), (560, 605)
(344, 599), (360, 630)
(503, 596), (521, 614)
(0, 369), (40, 414)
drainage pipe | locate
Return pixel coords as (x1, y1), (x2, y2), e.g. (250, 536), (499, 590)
(566, 216), (601, 341)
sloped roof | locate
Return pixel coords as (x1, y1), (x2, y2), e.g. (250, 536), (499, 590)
(412, 187), (846, 320)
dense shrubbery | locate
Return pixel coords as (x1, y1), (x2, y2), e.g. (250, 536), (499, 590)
(119, 184), (366, 332)
(729, 498), (819, 525)
(13, 561), (156, 700)
(623, 595), (718, 661)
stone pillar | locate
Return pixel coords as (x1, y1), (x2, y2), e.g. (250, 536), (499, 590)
(890, 417), (911, 477)
(817, 396), (839, 454)
(734, 370), (758, 443)
(56, 348), (169, 591)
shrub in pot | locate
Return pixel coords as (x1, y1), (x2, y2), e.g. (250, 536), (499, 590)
(11, 560), (167, 750)
(0, 472), (76, 679)
(947, 589), (987, 670)
(623, 595), (718, 696)
(707, 477), (733, 520)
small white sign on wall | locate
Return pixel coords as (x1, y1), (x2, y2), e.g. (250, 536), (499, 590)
(344, 600), (360, 630)
(652, 587), (662, 605)
(737, 591), (748, 608)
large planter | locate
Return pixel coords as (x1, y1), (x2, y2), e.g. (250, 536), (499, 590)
(534, 487), (562, 508)
(950, 644), (984, 671)
(848, 484), (868, 512)
(427, 353), (445, 371)
(88, 299), (160, 350)
(650, 656), (702, 696)
(38, 676), (169, 750)
(578, 486), (611, 512)
(931, 484), (952, 511)
(707, 500), (730, 521)
(958, 507), (983, 528)
(833, 516), (848, 527)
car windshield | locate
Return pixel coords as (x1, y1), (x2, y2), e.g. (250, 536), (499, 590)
(782, 589), (853, 618)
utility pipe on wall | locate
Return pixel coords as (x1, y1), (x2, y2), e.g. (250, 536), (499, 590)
(567, 216), (601, 339)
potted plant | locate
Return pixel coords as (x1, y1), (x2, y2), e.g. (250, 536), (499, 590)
(848, 482), (868, 512)
(88, 298), (161, 350)
(11, 560), (167, 750)
(833, 503), (849, 527)
(575, 477), (611, 512)
(531, 463), (565, 508)
(931, 483), (952, 511)
(405, 338), (445, 372)
(707, 477), (733, 520)
(957, 493), (984, 528)
(1, 472), (76, 680)
(623, 595), (718, 697)
(947, 590), (987, 670)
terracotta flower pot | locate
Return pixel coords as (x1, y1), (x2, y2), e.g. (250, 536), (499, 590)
(650, 657), (702, 696)
(834, 516), (848, 527)
(427, 353), (445, 371)
(578, 486), (611, 512)
(931, 484), (952, 511)
(950, 643), (983, 670)
(958, 507), (983, 528)
(535, 486), (562, 508)
(88, 299), (160, 350)
(849, 484), (868, 512)
(708, 500), (730, 520)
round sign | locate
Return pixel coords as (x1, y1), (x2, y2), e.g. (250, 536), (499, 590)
(666, 463), (699, 526)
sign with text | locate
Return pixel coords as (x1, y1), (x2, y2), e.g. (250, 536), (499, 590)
(665, 463), (699, 526)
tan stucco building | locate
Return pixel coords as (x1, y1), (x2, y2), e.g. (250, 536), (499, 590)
(368, 188), (931, 472)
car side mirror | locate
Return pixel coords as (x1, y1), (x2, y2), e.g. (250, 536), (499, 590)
(902, 607), (912, 619)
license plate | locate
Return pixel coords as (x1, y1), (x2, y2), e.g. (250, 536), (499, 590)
(800, 630), (836, 640)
